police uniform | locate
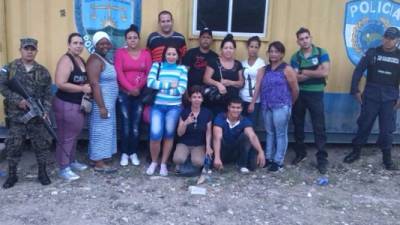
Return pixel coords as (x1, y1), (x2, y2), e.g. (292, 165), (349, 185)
(0, 38), (53, 188)
(344, 27), (400, 169)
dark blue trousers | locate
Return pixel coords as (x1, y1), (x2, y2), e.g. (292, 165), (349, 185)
(353, 96), (396, 151)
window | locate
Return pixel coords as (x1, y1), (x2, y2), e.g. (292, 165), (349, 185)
(192, 0), (269, 37)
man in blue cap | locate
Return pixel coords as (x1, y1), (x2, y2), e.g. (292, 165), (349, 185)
(344, 27), (400, 170)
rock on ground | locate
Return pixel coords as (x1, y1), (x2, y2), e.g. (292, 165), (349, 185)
(0, 143), (400, 225)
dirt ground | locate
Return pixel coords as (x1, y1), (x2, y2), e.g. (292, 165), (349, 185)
(0, 143), (400, 225)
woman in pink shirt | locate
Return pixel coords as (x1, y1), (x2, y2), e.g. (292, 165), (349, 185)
(115, 24), (152, 166)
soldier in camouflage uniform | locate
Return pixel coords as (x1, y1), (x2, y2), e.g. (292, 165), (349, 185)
(0, 38), (53, 189)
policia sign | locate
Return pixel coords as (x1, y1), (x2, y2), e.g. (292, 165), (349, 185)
(344, 0), (400, 65)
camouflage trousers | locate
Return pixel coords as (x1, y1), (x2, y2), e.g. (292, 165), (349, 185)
(5, 118), (52, 167)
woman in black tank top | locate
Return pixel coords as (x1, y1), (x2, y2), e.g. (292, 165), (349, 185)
(52, 33), (91, 181)
(203, 34), (244, 116)
(55, 53), (88, 104)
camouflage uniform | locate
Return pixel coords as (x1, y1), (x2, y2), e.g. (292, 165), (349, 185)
(0, 58), (53, 167)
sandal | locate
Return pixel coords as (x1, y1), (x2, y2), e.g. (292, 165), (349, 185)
(94, 165), (118, 173)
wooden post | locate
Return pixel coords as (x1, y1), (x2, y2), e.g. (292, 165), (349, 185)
(0, 0), (7, 126)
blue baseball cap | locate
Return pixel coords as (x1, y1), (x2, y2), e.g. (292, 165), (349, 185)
(383, 27), (400, 39)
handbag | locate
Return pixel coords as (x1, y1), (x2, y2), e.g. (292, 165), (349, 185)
(80, 93), (92, 113)
(204, 60), (224, 102)
(142, 62), (161, 105)
(203, 85), (222, 102)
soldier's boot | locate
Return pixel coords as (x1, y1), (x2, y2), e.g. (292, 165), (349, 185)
(3, 165), (18, 189)
(37, 164), (51, 185)
(382, 149), (398, 171)
(343, 148), (361, 164)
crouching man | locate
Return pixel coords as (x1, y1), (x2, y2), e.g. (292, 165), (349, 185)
(213, 98), (265, 173)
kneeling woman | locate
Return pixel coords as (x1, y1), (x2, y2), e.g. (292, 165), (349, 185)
(173, 85), (213, 171)
(146, 45), (188, 176)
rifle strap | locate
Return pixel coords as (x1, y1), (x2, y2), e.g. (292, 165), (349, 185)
(8, 61), (40, 81)
(8, 61), (18, 80)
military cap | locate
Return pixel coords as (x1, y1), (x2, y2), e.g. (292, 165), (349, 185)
(20, 38), (38, 49)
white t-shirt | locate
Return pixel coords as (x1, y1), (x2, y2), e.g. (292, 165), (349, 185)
(240, 57), (266, 103)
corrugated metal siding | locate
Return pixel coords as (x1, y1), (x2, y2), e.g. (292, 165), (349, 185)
(0, 0), (398, 126)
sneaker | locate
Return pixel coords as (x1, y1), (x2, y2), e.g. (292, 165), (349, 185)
(239, 167), (250, 174)
(317, 160), (328, 174)
(175, 164), (181, 173)
(70, 161), (88, 171)
(130, 153), (140, 166)
(146, 162), (158, 175)
(343, 150), (360, 164)
(120, 153), (129, 166)
(268, 162), (278, 172)
(59, 167), (80, 181)
(384, 162), (399, 171)
(268, 162), (283, 172)
(263, 159), (272, 168)
(160, 164), (168, 176)
(291, 153), (307, 165)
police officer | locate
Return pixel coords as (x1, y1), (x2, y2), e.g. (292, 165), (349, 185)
(344, 27), (400, 170)
(0, 38), (53, 188)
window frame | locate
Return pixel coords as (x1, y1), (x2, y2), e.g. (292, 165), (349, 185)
(191, 0), (270, 38)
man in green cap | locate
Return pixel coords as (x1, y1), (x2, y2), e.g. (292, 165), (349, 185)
(0, 37), (53, 188)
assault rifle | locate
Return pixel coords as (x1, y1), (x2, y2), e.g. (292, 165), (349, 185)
(7, 77), (57, 141)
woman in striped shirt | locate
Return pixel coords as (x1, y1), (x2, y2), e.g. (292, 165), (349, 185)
(146, 45), (188, 176)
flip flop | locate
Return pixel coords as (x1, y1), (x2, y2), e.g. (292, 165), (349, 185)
(94, 165), (118, 173)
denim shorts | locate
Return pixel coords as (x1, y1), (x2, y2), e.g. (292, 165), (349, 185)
(150, 104), (181, 141)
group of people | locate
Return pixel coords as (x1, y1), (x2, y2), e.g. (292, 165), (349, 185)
(0, 10), (399, 189)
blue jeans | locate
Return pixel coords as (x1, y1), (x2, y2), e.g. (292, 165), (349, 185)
(117, 92), (143, 155)
(292, 91), (327, 160)
(150, 104), (181, 141)
(263, 105), (291, 165)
